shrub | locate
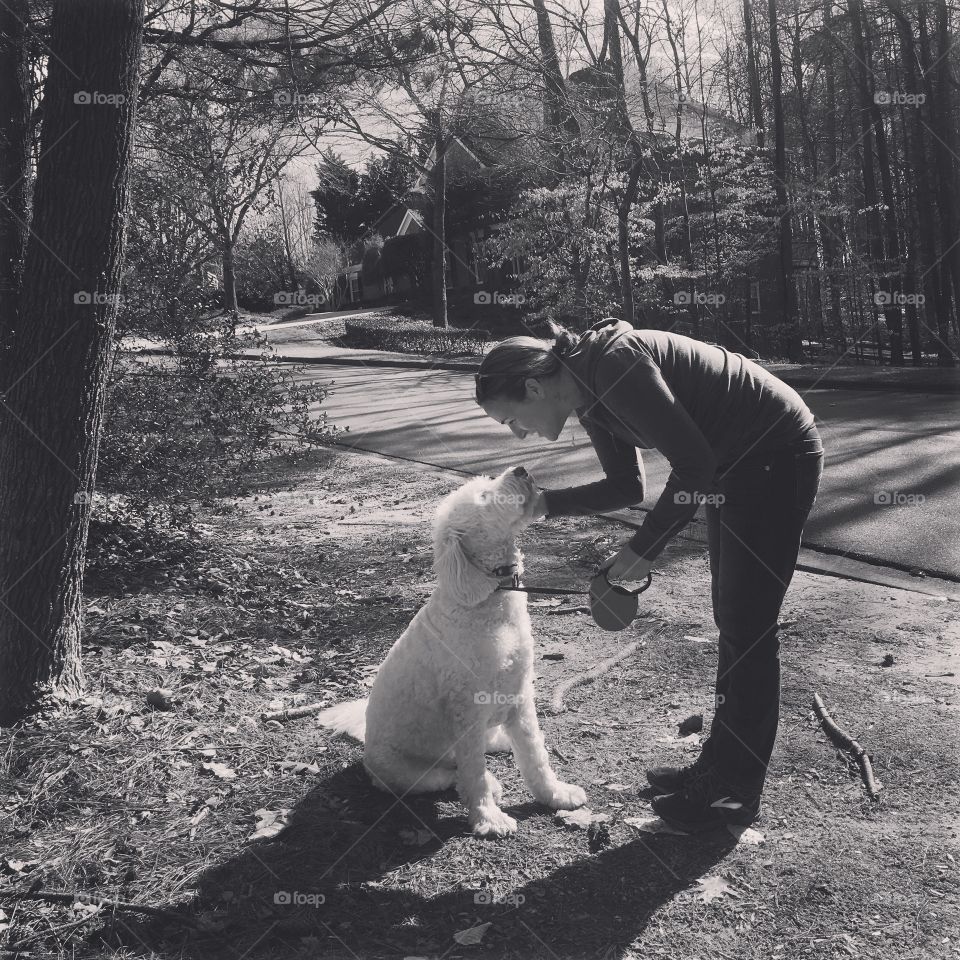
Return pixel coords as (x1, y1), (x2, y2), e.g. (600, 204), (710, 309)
(340, 317), (488, 355)
(100, 325), (338, 510)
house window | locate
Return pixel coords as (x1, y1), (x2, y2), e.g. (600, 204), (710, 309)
(349, 271), (360, 302)
(750, 281), (761, 315)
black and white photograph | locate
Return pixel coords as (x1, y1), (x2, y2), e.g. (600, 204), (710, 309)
(0, 0), (958, 957)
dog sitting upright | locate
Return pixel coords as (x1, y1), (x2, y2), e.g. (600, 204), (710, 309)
(316, 466), (587, 838)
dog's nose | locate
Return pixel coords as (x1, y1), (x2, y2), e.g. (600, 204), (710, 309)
(513, 466), (527, 478)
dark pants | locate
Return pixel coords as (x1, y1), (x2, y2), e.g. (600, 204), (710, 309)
(701, 435), (824, 797)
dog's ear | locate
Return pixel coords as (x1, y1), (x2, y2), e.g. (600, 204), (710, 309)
(433, 530), (494, 607)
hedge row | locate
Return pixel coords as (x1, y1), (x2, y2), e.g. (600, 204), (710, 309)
(342, 318), (489, 356)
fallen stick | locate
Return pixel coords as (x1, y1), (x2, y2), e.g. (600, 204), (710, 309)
(812, 693), (882, 799)
(0, 888), (200, 929)
(549, 629), (658, 714)
(261, 701), (330, 722)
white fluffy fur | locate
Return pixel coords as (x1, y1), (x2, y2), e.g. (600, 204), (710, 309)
(316, 467), (587, 838)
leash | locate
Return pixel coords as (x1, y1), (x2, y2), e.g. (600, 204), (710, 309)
(486, 560), (654, 630)
(492, 564), (652, 598)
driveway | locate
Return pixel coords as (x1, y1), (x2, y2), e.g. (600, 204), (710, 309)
(295, 364), (960, 578)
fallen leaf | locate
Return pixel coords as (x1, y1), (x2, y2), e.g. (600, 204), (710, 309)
(623, 816), (686, 836)
(249, 808), (292, 841)
(201, 761), (236, 780)
(280, 760), (321, 775)
(453, 922), (492, 945)
(602, 782), (630, 792)
(554, 808), (608, 830)
(727, 825), (765, 845)
(695, 876), (737, 903)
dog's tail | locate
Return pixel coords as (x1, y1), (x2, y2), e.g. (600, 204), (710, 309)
(315, 698), (368, 743)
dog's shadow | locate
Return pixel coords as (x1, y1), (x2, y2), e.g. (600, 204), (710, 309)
(117, 762), (736, 959)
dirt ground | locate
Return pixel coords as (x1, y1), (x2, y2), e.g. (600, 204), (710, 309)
(1, 445), (958, 960)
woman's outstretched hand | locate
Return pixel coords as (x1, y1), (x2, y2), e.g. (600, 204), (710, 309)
(599, 544), (652, 584)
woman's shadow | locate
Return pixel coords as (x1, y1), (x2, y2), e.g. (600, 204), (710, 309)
(117, 761), (737, 959)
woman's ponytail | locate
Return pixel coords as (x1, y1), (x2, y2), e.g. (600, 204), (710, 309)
(475, 320), (581, 404)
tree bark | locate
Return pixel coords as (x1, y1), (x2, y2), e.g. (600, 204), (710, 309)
(430, 117), (448, 329)
(222, 241), (238, 313)
(532, 0), (579, 176)
(820, 0), (845, 354)
(0, 0), (30, 354)
(768, 0), (801, 359)
(930, 0), (960, 362)
(887, 0), (939, 365)
(0, 0), (145, 724)
(743, 0), (765, 148)
(846, 0), (886, 364)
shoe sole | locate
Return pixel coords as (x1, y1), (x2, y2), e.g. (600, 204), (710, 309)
(654, 805), (761, 834)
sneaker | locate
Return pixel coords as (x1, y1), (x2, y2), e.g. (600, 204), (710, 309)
(645, 752), (711, 794)
(651, 768), (761, 833)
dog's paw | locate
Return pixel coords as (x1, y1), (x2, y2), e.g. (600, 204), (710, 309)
(470, 807), (517, 839)
(542, 781), (588, 810)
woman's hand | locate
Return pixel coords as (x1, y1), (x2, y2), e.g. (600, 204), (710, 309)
(599, 544), (651, 583)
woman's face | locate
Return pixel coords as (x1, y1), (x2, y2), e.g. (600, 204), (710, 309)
(480, 378), (568, 441)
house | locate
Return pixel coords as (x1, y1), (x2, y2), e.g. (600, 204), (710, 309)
(332, 72), (789, 348)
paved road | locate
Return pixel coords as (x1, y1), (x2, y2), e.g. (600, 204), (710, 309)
(294, 363), (960, 578)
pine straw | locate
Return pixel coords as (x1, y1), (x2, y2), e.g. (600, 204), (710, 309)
(1, 446), (958, 960)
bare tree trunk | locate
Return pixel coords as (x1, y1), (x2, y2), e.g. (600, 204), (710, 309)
(743, 0), (765, 148)
(604, 0), (646, 325)
(277, 181), (299, 291)
(617, 5), (668, 265)
(887, 0), (939, 365)
(768, 0), (802, 359)
(821, 0), (846, 354)
(931, 0), (960, 361)
(862, 10), (905, 364)
(430, 118), (448, 329)
(0, 0), (145, 725)
(0, 0), (30, 354)
(532, 0), (579, 176)
(222, 241), (238, 314)
(848, 0), (897, 364)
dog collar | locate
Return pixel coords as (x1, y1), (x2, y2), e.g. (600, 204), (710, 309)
(491, 562), (521, 589)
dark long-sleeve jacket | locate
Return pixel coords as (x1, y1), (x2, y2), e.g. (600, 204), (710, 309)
(542, 319), (819, 561)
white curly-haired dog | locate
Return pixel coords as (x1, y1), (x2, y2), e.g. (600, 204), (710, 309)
(316, 465), (587, 838)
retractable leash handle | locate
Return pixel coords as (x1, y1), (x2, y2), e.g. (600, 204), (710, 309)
(588, 570), (653, 632)
(493, 565), (653, 631)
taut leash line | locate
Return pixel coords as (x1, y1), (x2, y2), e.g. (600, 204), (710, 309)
(493, 566), (653, 631)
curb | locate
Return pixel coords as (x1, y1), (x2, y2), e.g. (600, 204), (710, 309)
(129, 347), (960, 393)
